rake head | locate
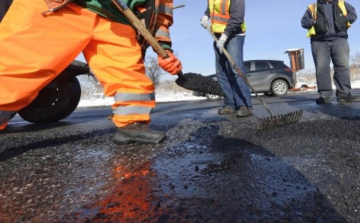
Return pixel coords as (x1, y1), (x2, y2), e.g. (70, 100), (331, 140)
(256, 110), (303, 131)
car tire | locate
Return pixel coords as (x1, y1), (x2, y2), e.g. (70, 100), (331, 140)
(205, 93), (222, 101)
(264, 92), (275, 97)
(18, 76), (81, 123)
(271, 79), (288, 97)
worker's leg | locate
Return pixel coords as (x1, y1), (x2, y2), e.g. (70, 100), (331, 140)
(225, 34), (252, 108)
(214, 41), (236, 111)
(311, 40), (332, 99)
(0, 0), (95, 130)
(83, 18), (156, 128)
(83, 17), (165, 144)
(331, 38), (351, 94)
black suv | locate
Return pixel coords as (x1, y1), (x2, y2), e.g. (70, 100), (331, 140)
(194, 60), (296, 101)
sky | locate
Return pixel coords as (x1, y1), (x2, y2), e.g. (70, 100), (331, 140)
(76, 0), (360, 79)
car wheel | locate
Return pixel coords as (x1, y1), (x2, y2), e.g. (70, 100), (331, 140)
(205, 93), (222, 101)
(264, 92), (275, 97)
(271, 79), (288, 97)
(18, 76), (81, 123)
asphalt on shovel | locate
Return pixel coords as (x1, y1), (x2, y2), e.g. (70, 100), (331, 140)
(207, 29), (303, 130)
(111, 0), (224, 96)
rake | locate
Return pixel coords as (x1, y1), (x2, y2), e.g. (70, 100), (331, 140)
(111, 0), (224, 97)
(207, 29), (303, 130)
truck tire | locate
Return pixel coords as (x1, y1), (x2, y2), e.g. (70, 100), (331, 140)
(18, 76), (81, 123)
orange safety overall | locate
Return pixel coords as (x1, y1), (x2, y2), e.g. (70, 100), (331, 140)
(0, 0), (155, 130)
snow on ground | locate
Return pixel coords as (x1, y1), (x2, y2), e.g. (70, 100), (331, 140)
(78, 89), (206, 107)
(78, 80), (360, 108)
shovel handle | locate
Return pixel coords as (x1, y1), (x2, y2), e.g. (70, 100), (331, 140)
(112, 0), (183, 77)
(207, 28), (274, 116)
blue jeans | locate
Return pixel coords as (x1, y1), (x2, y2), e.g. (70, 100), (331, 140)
(214, 34), (251, 109)
(311, 38), (351, 98)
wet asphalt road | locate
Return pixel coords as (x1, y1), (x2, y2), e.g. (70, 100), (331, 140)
(1, 91), (360, 223)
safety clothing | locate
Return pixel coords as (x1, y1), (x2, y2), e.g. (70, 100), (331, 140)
(0, 0), (168, 130)
(158, 50), (182, 75)
(73, 0), (173, 50)
(306, 0), (350, 37)
(200, 15), (209, 29)
(216, 33), (228, 54)
(113, 122), (166, 144)
(208, 0), (246, 34)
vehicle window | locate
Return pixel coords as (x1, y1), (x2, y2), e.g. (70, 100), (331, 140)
(244, 62), (251, 72)
(269, 61), (285, 69)
(255, 61), (270, 71)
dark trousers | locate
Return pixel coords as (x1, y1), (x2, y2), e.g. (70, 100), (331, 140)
(214, 34), (252, 109)
(311, 38), (351, 98)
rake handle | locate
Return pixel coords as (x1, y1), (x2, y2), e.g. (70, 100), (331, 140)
(207, 28), (274, 116)
(112, 0), (184, 77)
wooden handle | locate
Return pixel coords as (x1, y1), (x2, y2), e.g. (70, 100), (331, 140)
(112, 0), (168, 59)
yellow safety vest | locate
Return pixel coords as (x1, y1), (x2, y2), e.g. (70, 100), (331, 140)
(307, 0), (350, 37)
(208, 0), (246, 34)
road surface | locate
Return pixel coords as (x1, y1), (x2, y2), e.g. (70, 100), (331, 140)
(1, 91), (360, 223)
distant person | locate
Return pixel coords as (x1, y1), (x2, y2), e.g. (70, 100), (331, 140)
(301, 0), (360, 104)
(200, 0), (252, 117)
(0, 0), (182, 145)
(0, 0), (12, 22)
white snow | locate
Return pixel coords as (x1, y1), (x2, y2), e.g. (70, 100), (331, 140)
(78, 89), (206, 107)
(78, 80), (360, 108)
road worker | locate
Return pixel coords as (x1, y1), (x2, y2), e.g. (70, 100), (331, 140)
(301, 0), (359, 104)
(0, 0), (182, 144)
(200, 0), (252, 117)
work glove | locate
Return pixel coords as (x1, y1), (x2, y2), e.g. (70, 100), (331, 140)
(158, 50), (182, 75)
(200, 15), (209, 29)
(216, 33), (228, 54)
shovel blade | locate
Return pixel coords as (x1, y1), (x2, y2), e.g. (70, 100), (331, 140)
(256, 110), (303, 131)
(175, 73), (224, 96)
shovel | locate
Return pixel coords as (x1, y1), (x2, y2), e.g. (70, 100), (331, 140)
(111, 0), (224, 96)
(207, 28), (303, 130)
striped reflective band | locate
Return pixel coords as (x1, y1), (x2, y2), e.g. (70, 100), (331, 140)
(155, 29), (170, 38)
(159, 5), (172, 15)
(0, 110), (15, 125)
(220, 0), (229, 15)
(212, 15), (229, 23)
(115, 92), (155, 102)
(113, 105), (153, 116)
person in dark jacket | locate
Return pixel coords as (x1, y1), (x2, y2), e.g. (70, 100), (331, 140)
(200, 0), (252, 117)
(301, 0), (360, 104)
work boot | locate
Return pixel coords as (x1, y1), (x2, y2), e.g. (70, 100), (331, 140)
(337, 93), (360, 104)
(315, 97), (331, 104)
(218, 106), (236, 115)
(113, 122), (166, 145)
(236, 106), (252, 118)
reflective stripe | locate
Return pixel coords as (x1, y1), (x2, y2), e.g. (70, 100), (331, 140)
(159, 5), (172, 15)
(113, 106), (153, 116)
(306, 1), (350, 37)
(220, 0), (229, 15)
(115, 92), (155, 102)
(0, 110), (15, 125)
(212, 15), (229, 23)
(155, 29), (170, 39)
(209, 0), (246, 33)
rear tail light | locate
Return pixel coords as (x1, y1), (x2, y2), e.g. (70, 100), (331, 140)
(284, 68), (292, 73)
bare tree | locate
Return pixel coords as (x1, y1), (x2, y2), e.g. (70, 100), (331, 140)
(351, 52), (360, 68)
(145, 56), (164, 86)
